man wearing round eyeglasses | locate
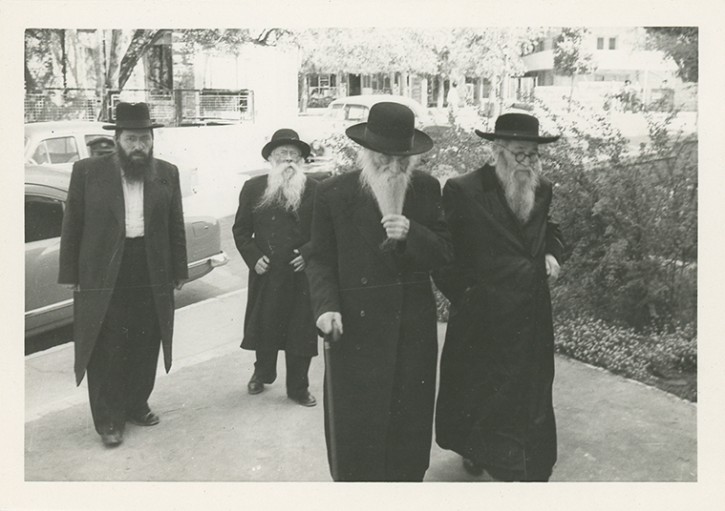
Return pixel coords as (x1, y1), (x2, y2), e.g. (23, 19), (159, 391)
(434, 113), (568, 482)
(232, 129), (319, 407)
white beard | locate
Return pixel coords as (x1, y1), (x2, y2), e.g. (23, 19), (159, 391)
(495, 159), (540, 224)
(357, 148), (419, 216)
(256, 162), (307, 212)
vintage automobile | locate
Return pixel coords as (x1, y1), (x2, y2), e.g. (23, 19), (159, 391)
(300, 94), (436, 177)
(25, 164), (228, 338)
(324, 94), (433, 129)
(24, 121), (199, 197)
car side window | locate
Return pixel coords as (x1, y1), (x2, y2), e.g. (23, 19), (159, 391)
(346, 105), (368, 121)
(42, 137), (80, 164)
(25, 195), (64, 243)
(31, 143), (51, 165)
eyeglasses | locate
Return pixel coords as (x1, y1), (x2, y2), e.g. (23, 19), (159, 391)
(496, 144), (540, 165)
(271, 147), (302, 159)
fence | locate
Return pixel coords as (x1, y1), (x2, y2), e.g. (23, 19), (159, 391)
(25, 88), (255, 126)
(25, 89), (103, 123)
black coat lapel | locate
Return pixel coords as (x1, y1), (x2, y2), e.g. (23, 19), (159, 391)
(107, 155), (125, 232)
(467, 167), (526, 253)
(351, 186), (397, 273)
(143, 160), (164, 234)
(523, 182), (551, 257)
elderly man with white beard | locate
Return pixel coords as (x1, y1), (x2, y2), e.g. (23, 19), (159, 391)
(232, 129), (319, 407)
(306, 102), (452, 481)
(434, 113), (567, 482)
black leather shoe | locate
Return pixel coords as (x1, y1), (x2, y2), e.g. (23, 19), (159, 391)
(248, 375), (265, 395)
(100, 425), (124, 447)
(127, 410), (160, 427)
(288, 391), (317, 407)
(462, 457), (484, 476)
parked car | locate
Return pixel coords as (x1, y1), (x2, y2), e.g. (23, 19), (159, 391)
(24, 121), (199, 197)
(299, 95), (436, 176)
(324, 94), (433, 131)
(24, 164), (228, 338)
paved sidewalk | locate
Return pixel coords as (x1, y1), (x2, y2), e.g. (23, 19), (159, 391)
(24, 290), (696, 482)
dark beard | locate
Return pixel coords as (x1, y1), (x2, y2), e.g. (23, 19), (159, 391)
(118, 145), (153, 181)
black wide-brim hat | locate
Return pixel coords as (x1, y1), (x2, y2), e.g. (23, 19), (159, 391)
(103, 102), (164, 130)
(346, 102), (433, 156)
(475, 113), (560, 144)
(261, 128), (311, 160)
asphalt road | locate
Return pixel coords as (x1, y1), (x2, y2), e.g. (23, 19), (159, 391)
(25, 214), (245, 355)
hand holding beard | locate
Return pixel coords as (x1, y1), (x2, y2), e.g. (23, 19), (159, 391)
(381, 214), (410, 241)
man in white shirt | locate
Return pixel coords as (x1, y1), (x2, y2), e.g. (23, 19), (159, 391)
(59, 102), (188, 447)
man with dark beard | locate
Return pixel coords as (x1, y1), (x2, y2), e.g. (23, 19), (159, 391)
(232, 129), (318, 407)
(306, 102), (452, 481)
(59, 102), (188, 447)
(434, 113), (567, 481)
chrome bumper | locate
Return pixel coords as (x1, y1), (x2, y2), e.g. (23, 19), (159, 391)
(188, 251), (229, 271)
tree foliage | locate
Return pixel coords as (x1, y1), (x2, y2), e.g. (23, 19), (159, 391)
(178, 28), (292, 55)
(553, 27), (597, 110)
(296, 28), (438, 75)
(553, 27), (597, 77)
(645, 27), (698, 82)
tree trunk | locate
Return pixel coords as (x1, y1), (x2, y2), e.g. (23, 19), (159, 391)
(568, 74), (575, 112)
(336, 73), (343, 97)
(437, 75), (445, 108)
(59, 29), (67, 89)
(401, 72), (409, 97)
(24, 61), (36, 91)
(299, 73), (308, 112)
(118, 29), (165, 90)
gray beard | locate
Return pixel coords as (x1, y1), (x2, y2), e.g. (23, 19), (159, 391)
(358, 150), (416, 216)
(495, 161), (540, 223)
(256, 165), (307, 212)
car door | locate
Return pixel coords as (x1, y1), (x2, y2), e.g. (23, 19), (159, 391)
(25, 184), (72, 336)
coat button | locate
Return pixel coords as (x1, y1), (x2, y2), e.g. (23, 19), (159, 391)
(360, 310), (366, 317)
(361, 277), (368, 285)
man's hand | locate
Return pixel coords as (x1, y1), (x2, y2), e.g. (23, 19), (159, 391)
(381, 214), (410, 241)
(545, 254), (561, 283)
(317, 312), (343, 337)
(61, 283), (79, 292)
(255, 255), (270, 275)
(175, 279), (188, 291)
(289, 250), (306, 273)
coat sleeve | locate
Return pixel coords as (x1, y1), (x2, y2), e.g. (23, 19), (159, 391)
(545, 218), (567, 265)
(232, 180), (265, 270)
(296, 179), (317, 261)
(305, 183), (341, 319)
(169, 164), (189, 281)
(432, 178), (475, 306)
(58, 161), (85, 285)
(397, 176), (453, 271)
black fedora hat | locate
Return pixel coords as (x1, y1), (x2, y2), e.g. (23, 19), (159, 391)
(103, 102), (164, 130)
(346, 102), (433, 156)
(261, 128), (311, 160)
(475, 113), (559, 144)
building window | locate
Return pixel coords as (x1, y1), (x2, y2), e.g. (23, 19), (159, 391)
(597, 37), (604, 50)
(609, 37), (617, 50)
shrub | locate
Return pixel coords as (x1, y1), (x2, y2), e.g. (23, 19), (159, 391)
(553, 312), (697, 399)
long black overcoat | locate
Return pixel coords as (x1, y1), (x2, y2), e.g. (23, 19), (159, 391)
(232, 175), (318, 357)
(306, 170), (452, 481)
(58, 154), (188, 385)
(433, 165), (566, 479)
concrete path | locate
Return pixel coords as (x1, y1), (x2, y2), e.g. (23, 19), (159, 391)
(23, 289), (696, 482)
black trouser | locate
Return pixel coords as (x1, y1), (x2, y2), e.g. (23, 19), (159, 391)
(253, 350), (311, 396)
(86, 237), (161, 434)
